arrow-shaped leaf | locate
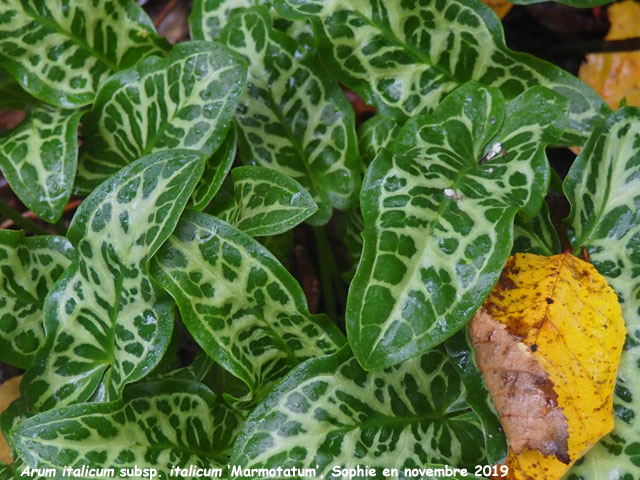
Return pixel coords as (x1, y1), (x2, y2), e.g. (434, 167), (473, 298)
(274, 0), (609, 146)
(0, 0), (168, 108)
(21, 149), (205, 412)
(76, 41), (246, 193)
(231, 346), (488, 476)
(220, 6), (360, 226)
(207, 166), (318, 236)
(347, 83), (568, 370)
(191, 125), (238, 211)
(0, 105), (83, 222)
(150, 210), (345, 402)
(0, 231), (74, 369)
(563, 107), (640, 479)
(13, 380), (242, 478)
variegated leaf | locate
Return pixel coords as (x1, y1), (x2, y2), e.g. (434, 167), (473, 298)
(191, 125), (237, 211)
(358, 115), (400, 173)
(76, 41), (246, 193)
(0, 105), (83, 222)
(231, 346), (488, 476)
(220, 6), (360, 226)
(21, 150), (205, 412)
(564, 107), (640, 479)
(189, 0), (258, 41)
(189, 0), (314, 48)
(207, 166), (317, 236)
(0, 0), (168, 108)
(512, 202), (561, 256)
(0, 231), (74, 369)
(13, 380), (242, 477)
(150, 211), (345, 402)
(338, 205), (364, 281)
(347, 83), (569, 369)
(274, 0), (609, 146)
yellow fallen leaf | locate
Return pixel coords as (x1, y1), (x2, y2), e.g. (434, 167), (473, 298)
(0, 376), (21, 464)
(482, 0), (513, 19)
(579, 0), (640, 108)
(470, 253), (626, 480)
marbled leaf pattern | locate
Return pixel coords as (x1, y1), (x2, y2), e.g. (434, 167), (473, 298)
(564, 107), (640, 479)
(0, 231), (74, 369)
(220, 7), (360, 226)
(207, 166), (318, 236)
(21, 150), (204, 411)
(274, 0), (609, 146)
(13, 381), (242, 477)
(347, 83), (569, 369)
(232, 346), (487, 477)
(0, 0), (168, 107)
(150, 211), (345, 402)
(512, 202), (562, 256)
(191, 126), (238, 211)
(0, 105), (83, 222)
(76, 41), (246, 193)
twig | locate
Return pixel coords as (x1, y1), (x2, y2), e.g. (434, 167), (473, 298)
(153, 0), (180, 27)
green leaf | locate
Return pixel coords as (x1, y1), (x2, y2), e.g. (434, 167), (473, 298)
(347, 83), (569, 370)
(563, 107), (640, 479)
(338, 205), (364, 281)
(0, 105), (83, 222)
(21, 149), (205, 412)
(274, 0), (609, 146)
(231, 346), (488, 476)
(0, 0), (168, 108)
(207, 166), (318, 236)
(189, 0), (314, 48)
(150, 210), (345, 402)
(445, 331), (507, 464)
(0, 70), (34, 109)
(512, 202), (561, 256)
(76, 41), (246, 193)
(220, 6), (360, 226)
(358, 115), (400, 173)
(0, 231), (74, 369)
(13, 380), (242, 477)
(191, 125), (238, 211)
(258, 231), (293, 269)
(190, 0), (259, 41)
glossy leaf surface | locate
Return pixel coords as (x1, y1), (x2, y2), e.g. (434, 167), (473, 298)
(348, 83), (568, 369)
(512, 202), (561, 256)
(191, 126), (238, 211)
(231, 346), (488, 476)
(77, 41), (246, 193)
(150, 211), (345, 401)
(0, 231), (73, 369)
(22, 150), (204, 411)
(13, 380), (242, 477)
(207, 166), (318, 236)
(0, 105), (83, 222)
(274, 0), (609, 146)
(220, 7), (360, 225)
(564, 107), (640, 479)
(0, 0), (168, 107)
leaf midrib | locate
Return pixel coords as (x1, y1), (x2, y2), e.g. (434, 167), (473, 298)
(22, 7), (120, 73)
(364, 153), (483, 361)
(167, 235), (301, 368)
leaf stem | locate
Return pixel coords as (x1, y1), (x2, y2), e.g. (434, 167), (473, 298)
(313, 226), (346, 323)
(0, 200), (49, 235)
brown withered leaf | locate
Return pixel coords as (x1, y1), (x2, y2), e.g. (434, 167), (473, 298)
(470, 310), (569, 464)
